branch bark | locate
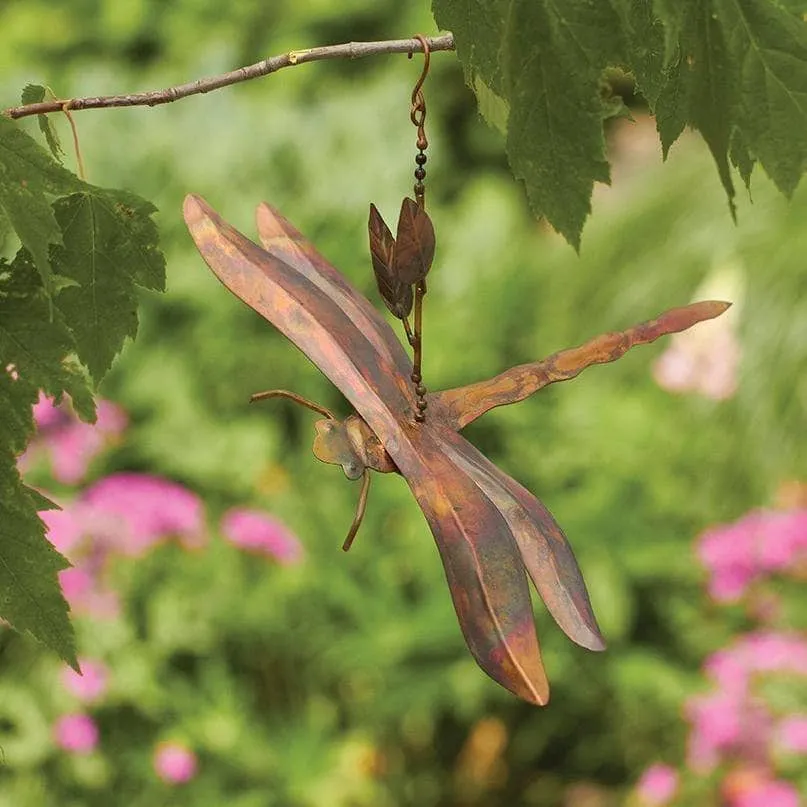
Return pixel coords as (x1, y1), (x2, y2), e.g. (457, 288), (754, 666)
(4, 33), (455, 120)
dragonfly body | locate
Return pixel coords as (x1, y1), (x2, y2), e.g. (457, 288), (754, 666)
(184, 193), (730, 705)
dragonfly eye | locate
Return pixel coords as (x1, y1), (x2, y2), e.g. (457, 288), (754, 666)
(342, 460), (363, 481)
(313, 418), (366, 480)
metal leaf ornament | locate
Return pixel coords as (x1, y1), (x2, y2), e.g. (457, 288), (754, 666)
(369, 203), (412, 318)
(184, 193), (730, 706)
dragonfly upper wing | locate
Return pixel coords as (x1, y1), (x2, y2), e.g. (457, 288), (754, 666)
(184, 194), (415, 423)
(433, 425), (605, 652)
(255, 202), (413, 379)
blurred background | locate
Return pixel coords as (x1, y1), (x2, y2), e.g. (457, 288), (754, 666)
(2, 1), (807, 805)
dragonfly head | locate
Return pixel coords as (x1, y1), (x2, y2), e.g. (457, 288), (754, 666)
(313, 418), (366, 480)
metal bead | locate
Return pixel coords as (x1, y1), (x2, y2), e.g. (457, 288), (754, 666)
(417, 399), (428, 411)
(414, 167), (426, 181)
(415, 153), (427, 165)
(416, 384), (427, 396)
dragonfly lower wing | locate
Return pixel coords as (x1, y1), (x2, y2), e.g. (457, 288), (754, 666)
(402, 426), (551, 705)
(434, 427), (605, 652)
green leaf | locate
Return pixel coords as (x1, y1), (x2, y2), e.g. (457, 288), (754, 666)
(654, 51), (690, 159)
(0, 455), (78, 671)
(0, 252), (94, 442)
(0, 117), (80, 296)
(651, 0), (807, 211)
(434, 0), (625, 248)
(653, 0), (687, 63)
(717, 0), (807, 198)
(436, 0), (807, 240)
(0, 252), (93, 670)
(615, 0), (667, 105)
(773, 0), (807, 13)
(20, 84), (64, 162)
(51, 188), (165, 381)
(472, 76), (509, 135)
(655, 2), (738, 217)
(730, 126), (756, 188)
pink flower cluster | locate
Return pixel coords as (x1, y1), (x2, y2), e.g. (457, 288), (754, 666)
(633, 503), (807, 806)
(61, 657), (110, 703)
(153, 741), (198, 784)
(686, 631), (807, 771)
(42, 473), (208, 618)
(636, 764), (679, 805)
(697, 509), (807, 602)
(22, 394), (127, 484)
(220, 508), (303, 564)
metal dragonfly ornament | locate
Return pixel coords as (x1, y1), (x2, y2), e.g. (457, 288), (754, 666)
(184, 38), (730, 705)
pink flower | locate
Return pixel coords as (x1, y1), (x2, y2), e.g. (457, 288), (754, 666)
(221, 508), (303, 563)
(153, 741), (197, 784)
(24, 395), (128, 484)
(652, 308), (740, 401)
(686, 692), (744, 771)
(729, 778), (800, 807)
(32, 393), (67, 430)
(760, 511), (807, 571)
(636, 763), (679, 805)
(40, 505), (84, 555)
(82, 473), (206, 554)
(739, 632), (807, 677)
(53, 713), (99, 754)
(704, 649), (749, 694)
(686, 695), (773, 773)
(61, 658), (109, 703)
(778, 715), (807, 754)
(697, 510), (807, 602)
(698, 514), (761, 602)
(58, 567), (121, 619)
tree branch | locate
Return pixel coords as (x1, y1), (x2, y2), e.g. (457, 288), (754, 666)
(4, 33), (455, 120)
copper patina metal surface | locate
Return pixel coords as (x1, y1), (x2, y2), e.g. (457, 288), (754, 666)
(184, 193), (730, 705)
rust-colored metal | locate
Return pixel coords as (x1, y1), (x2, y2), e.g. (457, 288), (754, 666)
(436, 300), (732, 430)
(409, 34), (430, 157)
(407, 34), (431, 421)
(184, 193), (731, 706)
(342, 469), (371, 552)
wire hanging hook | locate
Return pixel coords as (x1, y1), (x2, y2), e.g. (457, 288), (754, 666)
(408, 34), (430, 153)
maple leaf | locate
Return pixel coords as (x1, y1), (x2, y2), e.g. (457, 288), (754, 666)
(52, 188), (166, 381)
(0, 252), (97, 669)
(433, 0), (807, 243)
(0, 116), (80, 297)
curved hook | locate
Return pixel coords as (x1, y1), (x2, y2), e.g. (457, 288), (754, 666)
(409, 35), (431, 114)
(409, 34), (430, 148)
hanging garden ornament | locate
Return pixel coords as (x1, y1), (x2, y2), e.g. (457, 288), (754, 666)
(184, 36), (730, 705)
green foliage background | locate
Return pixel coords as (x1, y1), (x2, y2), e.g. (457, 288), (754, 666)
(1, 1), (807, 805)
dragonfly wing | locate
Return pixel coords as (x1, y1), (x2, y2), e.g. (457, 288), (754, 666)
(186, 195), (549, 703)
(255, 202), (413, 379)
(185, 194), (415, 430)
(432, 426), (605, 652)
(401, 426), (550, 705)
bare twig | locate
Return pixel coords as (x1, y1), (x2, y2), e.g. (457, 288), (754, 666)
(4, 34), (455, 120)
